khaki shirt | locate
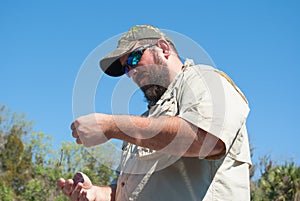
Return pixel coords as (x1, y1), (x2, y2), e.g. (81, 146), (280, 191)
(114, 59), (252, 201)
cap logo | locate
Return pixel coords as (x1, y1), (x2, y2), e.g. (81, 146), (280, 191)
(132, 26), (139, 32)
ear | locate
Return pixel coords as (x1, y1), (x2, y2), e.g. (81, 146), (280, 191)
(157, 39), (171, 58)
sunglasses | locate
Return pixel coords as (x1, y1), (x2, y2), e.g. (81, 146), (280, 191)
(123, 43), (156, 77)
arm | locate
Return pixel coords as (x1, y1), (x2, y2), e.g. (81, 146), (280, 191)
(72, 113), (225, 158)
(110, 115), (225, 158)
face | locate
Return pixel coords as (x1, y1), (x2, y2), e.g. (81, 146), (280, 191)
(120, 44), (171, 104)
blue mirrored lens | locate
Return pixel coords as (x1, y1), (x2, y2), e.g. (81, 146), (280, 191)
(127, 51), (142, 66)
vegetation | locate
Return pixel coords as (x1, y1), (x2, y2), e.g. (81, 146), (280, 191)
(0, 105), (117, 201)
(250, 156), (300, 201)
(0, 105), (299, 200)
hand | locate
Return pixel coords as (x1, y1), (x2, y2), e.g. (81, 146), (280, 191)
(57, 172), (114, 201)
(71, 113), (111, 147)
(57, 172), (96, 201)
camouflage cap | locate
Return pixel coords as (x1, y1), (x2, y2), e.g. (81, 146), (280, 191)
(99, 25), (175, 77)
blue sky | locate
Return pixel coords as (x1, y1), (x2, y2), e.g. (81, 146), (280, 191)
(1, 0), (299, 171)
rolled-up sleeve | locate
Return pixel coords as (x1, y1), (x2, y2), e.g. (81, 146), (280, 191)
(177, 65), (250, 158)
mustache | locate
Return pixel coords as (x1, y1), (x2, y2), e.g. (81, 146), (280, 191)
(135, 71), (146, 84)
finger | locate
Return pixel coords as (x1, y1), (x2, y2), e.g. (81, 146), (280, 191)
(79, 190), (88, 201)
(71, 182), (83, 201)
(63, 179), (74, 196)
(72, 129), (79, 138)
(71, 119), (80, 130)
(57, 178), (66, 190)
(76, 137), (83, 145)
(71, 122), (76, 130)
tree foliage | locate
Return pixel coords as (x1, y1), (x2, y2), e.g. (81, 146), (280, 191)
(251, 156), (300, 201)
(0, 105), (117, 200)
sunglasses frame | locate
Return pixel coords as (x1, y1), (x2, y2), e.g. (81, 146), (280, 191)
(122, 43), (157, 77)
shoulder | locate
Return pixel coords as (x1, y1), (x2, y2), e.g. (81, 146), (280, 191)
(180, 64), (220, 91)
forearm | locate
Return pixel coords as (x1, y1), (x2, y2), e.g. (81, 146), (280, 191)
(72, 113), (225, 157)
(106, 115), (221, 157)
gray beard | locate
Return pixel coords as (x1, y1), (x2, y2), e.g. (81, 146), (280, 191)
(141, 54), (170, 105)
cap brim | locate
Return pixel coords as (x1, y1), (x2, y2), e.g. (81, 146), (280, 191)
(99, 41), (136, 77)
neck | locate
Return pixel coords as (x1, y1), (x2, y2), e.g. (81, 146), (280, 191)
(168, 56), (184, 82)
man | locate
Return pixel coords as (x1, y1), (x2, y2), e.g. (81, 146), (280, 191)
(57, 25), (252, 201)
